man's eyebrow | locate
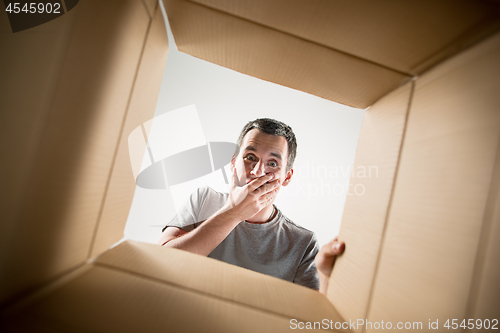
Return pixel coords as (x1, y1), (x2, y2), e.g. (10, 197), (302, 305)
(244, 145), (282, 161)
(270, 152), (282, 161)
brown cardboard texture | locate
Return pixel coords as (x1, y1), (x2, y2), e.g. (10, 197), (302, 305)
(1, 0), (500, 332)
(366, 31), (500, 328)
(328, 81), (414, 332)
(0, 0), (167, 307)
(3, 241), (347, 332)
(163, 0), (500, 108)
(331, 28), (500, 332)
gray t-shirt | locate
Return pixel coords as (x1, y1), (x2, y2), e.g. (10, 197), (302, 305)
(164, 186), (320, 290)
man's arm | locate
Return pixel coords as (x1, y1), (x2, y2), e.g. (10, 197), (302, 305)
(315, 237), (345, 295)
(158, 172), (280, 256)
(157, 204), (243, 256)
(157, 226), (186, 246)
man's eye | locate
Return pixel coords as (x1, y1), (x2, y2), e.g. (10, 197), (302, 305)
(245, 154), (256, 161)
(268, 161), (278, 167)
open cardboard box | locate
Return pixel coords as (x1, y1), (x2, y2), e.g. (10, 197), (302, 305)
(1, 0), (499, 331)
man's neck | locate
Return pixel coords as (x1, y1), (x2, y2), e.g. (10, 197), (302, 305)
(245, 204), (275, 224)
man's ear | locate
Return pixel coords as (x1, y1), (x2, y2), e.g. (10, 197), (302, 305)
(281, 168), (293, 186)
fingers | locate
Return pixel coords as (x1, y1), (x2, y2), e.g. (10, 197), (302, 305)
(247, 173), (276, 191)
(258, 185), (279, 206)
(315, 238), (345, 278)
(257, 178), (280, 195)
(230, 168), (239, 189)
(321, 239), (345, 258)
(228, 172), (279, 215)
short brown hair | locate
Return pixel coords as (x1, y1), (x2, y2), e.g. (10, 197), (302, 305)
(236, 118), (297, 172)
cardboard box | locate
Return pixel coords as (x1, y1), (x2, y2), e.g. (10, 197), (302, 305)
(1, 0), (499, 331)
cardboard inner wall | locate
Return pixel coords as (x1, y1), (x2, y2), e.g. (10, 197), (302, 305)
(367, 32), (500, 329)
(0, 0), (168, 307)
(186, 0), (499, 75)
(143, 0), (159, 18)
(466, 131), (500, 325)
(1, 0), (500, 331)
(89, 3), (169, 258)
(162, 0), (500, 109)
(328, 81), (414, 332)
(162, 0), (412, 109)
(0, 0), (78, 304)
(331, 32), (500, 329)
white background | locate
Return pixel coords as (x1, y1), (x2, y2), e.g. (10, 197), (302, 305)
(124, 3), (366, 247)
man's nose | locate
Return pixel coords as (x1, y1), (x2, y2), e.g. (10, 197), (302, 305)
(250, 160), (266, 177)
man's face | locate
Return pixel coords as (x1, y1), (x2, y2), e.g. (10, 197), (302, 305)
(231, 129), (293, 195)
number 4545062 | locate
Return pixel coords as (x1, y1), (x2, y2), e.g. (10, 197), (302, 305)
(5, 2), (61, 14)
(444, 319), (498, 330)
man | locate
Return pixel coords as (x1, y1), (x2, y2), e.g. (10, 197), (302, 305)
(158, 118), (344, 294)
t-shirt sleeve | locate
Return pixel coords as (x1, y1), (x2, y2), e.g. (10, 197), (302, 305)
(161, 187), (208, 233)
(293, 234), (320, 290)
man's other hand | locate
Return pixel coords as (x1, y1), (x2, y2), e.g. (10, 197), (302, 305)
(315, 237), (345, 295)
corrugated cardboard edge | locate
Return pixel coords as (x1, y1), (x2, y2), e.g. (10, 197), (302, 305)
(162, 0), (411, 109)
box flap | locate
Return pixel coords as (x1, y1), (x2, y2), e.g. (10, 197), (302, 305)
(163, 0), (411, 109)
(2, 241), (352, 332)
(95, 241), (346, 326)
(189, 0), (500, 75)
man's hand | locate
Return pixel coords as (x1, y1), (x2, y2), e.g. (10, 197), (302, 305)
(315, 237), (345, 295)
(226, 171), (280, 221)
(159, 172), (280, 256)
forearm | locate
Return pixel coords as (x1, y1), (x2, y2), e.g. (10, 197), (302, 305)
(315, 238), (345, 295)
(162, 172), (278, 256)
(163, 205), (242, 256)
(318, 271), (329, 295)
